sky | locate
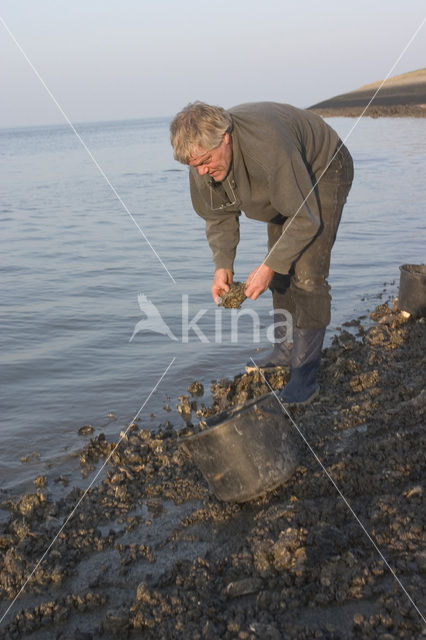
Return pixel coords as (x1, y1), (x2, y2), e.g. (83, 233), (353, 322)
(0, 0), (425, 128)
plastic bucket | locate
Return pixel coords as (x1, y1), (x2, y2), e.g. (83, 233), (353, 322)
(180, 393), (298, 503)
(398, 264), (426, 317)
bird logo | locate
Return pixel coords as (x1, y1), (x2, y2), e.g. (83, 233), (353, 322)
(129, 293), (178, 342)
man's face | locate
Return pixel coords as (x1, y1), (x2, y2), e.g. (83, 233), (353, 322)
(188, 133), (232, 182)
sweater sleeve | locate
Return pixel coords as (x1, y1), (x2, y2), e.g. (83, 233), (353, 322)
(189, 172), (241, 272)
(264, 149), (321, 274)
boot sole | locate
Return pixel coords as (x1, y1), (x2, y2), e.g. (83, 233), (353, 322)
(281, 386), (320, 406)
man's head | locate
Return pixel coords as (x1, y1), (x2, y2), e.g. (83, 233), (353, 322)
(170, 102), (233, 182)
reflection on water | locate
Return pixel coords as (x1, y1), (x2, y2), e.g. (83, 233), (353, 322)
(1, 116), (425, 491)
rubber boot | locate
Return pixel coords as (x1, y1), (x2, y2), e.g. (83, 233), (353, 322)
(280, 327), (325, 404)
(246, 313), (292, 372)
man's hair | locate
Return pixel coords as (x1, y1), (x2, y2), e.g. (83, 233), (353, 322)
(170, 101), (232, 164)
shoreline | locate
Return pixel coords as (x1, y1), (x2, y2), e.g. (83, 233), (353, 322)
(0, 300), (425, 639)
(308, 69), (426, 119)
(309, 104), (426, 119)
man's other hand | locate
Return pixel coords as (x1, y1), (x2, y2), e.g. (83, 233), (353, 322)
(212, 268), (233, 303)
(245, 264), (274, 300)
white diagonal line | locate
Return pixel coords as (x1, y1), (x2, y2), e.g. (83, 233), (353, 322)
(251, 359), (426, 625)
(0, 356), (176, 627)
(0, 16), (176, 284)
(256, 16), (426, 281)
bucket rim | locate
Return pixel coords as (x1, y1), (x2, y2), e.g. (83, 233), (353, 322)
(399, 263), (426, 276)
(178, 392), (276, 445)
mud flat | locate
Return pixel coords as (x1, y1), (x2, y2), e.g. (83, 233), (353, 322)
(308, 68), (426, 118)
(0, 300), (425, 639)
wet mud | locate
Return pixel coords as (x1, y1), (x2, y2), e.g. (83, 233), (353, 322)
(0, 301), (425, 639)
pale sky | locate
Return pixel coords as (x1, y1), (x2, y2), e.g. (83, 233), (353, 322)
(0, 0), (425, 128)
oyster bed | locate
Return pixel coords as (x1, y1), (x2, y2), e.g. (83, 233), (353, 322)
(0, 301), (425, 639)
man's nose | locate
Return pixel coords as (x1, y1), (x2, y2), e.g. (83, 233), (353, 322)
(197, 165), (209, 176)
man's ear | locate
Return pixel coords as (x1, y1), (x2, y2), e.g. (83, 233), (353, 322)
(223, 132), (231, 145)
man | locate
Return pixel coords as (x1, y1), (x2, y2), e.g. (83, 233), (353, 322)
(170, 101), (353, 404)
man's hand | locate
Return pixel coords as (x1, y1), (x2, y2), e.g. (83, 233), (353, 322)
(212, 268), (233, 303)
(245, 264), (274, 300)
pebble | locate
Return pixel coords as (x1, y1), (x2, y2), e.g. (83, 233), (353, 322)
(225, 578), (262, 597)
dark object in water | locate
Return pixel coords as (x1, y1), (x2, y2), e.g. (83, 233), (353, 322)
(180, 393), (298, 502)
(188, 381), (204, 397)
(398, 264), (426, 317)
(78, 425), (94, 436)
(218, 282), (247, 309)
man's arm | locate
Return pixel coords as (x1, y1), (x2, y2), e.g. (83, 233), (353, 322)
(202, 214), (241, 302)
(211, 268), (233, 302)
(245, 263), (274, 300)
(189, 171), (241, 300)
(203, 213), (241, 272)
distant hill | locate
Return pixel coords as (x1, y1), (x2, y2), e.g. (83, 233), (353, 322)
(308, 68), (426, 118)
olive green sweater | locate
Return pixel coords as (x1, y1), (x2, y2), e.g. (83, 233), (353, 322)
(189, 101), (339, 274)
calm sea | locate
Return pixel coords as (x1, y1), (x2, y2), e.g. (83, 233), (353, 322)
(1, 115), (425, 494)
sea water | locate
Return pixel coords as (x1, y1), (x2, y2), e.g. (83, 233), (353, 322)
(1, 116), (425, 493)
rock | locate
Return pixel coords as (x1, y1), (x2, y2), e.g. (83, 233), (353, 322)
(249, 622), (281, 640)
(218, 281), (247, 309)
(405, 485), (423, 499)
(33, 475), (47, 488)
(271, 528), (306, 572)
(177, 395), (192, 419)
(78, 425), (94, 436)
(225, 577), (262, 597)
(252, 539), (273, 574)
(350, 369), (379, 392)
(188, 381), (204, 396)
(16, 492), (46, 516)
(101, 610), (129, 637)
(135, 582), (150, 602)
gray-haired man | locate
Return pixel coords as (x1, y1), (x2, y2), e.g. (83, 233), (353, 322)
(170, 101), (353, 404)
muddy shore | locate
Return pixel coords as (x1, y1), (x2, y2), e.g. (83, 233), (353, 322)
(0, 300), (425, 639)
